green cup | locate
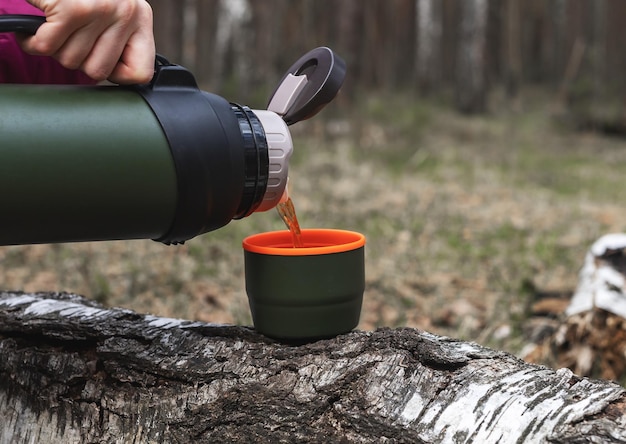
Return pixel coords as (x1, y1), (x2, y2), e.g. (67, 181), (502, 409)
(243, 229), (366, 341)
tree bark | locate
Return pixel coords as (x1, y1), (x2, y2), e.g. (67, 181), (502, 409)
(455, 0), (489, 113)
(211, 0), (251, 97)
(151, 0), (185, 64)
(194, 0), (220, 88)
(524, 233), (626, 382)
(416, 0), (443, 94)
(1, 291), (625, 443)
(503, 0), (522, 99)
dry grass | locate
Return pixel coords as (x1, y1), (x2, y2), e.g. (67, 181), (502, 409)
(3, 90), (626, 355)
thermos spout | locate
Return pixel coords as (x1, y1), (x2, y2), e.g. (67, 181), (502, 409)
(252, 110), (293, 213)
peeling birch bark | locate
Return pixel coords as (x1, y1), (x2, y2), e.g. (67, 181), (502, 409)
(1, 291), (625, 443)
(566, 233), (626, 318)
(525, 233), (626, 381)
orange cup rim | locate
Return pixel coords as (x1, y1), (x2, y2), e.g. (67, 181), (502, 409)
(243, 228), (365, 256)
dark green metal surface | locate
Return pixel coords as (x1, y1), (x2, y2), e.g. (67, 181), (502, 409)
(244, 247), (365, 341)
(0, 85), (177, 245)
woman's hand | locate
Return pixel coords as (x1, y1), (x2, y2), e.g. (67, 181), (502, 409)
(19, 0), (155, 84)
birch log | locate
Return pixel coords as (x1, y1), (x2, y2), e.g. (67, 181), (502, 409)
(1, 291), (625, 443)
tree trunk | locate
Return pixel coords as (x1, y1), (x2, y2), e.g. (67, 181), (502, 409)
(194, 0), (220, 88)
(1, 291), (625, 443)
(550, 0), (568, 86)
(416, 0), (443, 94)
(455, 0), (489, 113)
(211, 0), (251, 98)
(336, 0), (361, 100)
(503, 0), (522, 99)
(151, 0), (185, 64)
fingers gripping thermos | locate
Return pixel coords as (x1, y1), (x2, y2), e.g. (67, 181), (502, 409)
(0, 15), (346, 246)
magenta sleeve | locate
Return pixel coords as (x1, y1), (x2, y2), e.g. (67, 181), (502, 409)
(0, 0), (96, 84)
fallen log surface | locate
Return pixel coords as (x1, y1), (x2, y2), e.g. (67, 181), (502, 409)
(0, 291), (625, 443)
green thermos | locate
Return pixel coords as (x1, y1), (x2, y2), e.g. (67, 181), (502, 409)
(0, 15), (345, 246)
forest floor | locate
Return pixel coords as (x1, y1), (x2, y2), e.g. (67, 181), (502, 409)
(2, 89), (626, 357)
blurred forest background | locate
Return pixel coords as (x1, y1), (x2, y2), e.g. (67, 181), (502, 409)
(4, 0), (626, 381)
(150, 0), (626, 127)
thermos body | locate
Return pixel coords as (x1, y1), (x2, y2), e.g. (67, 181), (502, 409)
(0, 15), (345, 248)
(0, 84), (179, 245)
(0, 78), (288, 246)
